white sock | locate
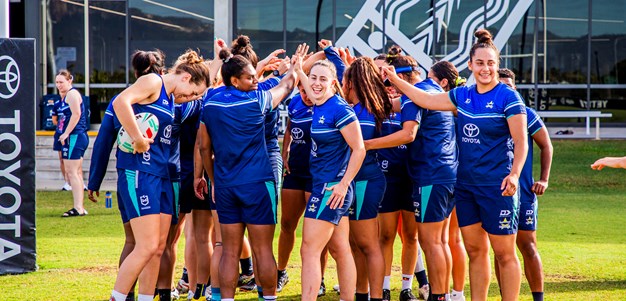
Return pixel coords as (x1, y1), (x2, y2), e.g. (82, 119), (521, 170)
(383, 275), (391, 290)
(137, 294), (153, 301)
(415, 247), (426, 272)
(451, 290), (464, 300)
(264, 296), (277, 301)
(222, 299), (235, 301)
(110, 290), (127, 301)
(401, 274), (413, 290)
(446, 293), (451, 301)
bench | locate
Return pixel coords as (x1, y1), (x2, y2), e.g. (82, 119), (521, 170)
(537, 111), (613, 140)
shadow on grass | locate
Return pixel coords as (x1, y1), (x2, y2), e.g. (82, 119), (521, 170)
(486, 279), (626, 297)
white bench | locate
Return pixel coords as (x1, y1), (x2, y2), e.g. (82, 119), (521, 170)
(537, 111), (613, 140)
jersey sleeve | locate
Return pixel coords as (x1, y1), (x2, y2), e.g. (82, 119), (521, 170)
(254, 89), (274, 114)
(87, 113), (117, 191)
(258, 77), (281, 91)
(334, 101), (357, 130)
(400, 96), (423, 125)
(526, 107), (545, 136)
(448, 85), (468, 108)
(503, 89), (526, 119)
(324, 46), (346, 84)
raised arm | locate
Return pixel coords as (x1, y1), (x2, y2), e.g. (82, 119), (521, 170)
(591, 156), (626, 170)
(381, 65), (456, 112)
(531, 127), (553, 195)
(269, 43), (309, 109)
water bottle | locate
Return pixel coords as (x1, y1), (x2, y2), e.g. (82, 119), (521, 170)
(105, 191), (112, 208)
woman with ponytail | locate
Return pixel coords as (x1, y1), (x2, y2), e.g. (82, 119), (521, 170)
(381, 29), (527, 301)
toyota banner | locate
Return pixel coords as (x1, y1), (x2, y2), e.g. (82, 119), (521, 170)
(0, 38), (37, 275)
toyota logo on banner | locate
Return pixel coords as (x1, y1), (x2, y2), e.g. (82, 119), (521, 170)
(463, 123), (480, 138)
(0, 55), (20, 99)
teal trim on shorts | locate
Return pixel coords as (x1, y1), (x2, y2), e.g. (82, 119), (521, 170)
(265, 181), (277, 223)
(420, 185), (433, 223)
(316, 181), (338, 220)
(68, 134), (78, 158)
(125, 170), (140, 216)
(173, 181), (180, 217)
(354, 180), (368, 220)
(512, 189), (520, 213)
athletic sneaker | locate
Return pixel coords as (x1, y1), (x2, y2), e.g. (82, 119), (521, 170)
(400, 288), (419, 301)
(84, 184), (88, 191)
(176, 279), (190, 295)
(449, 293), (465, 301)
(317, 281), (326, 297)
(62, 182), (72, 191)
(332, 284), (340, 293)
(190, 297), (207, 301)
(277, 270), (289, 292)
(238, 273), (256, 291)
(171, 288), (180, 300)
(418, 284), (430, 300)
(382, 289), (391, 301)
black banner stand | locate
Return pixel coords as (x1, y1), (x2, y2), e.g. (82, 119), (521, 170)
(0, 38), (37, 275)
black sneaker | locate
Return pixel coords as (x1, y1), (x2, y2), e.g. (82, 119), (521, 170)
(400, 288), (419, 301)
(317, 281), (326, 297)
(277, 270), (289, 292)
(237, 273), (256, 291)
(382, 289), (391, 301)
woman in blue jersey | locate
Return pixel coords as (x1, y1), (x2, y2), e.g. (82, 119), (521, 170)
(55, 70), (90, 217)
(197, 44), (306, 301)
(51, 98), (71, 191)
(367, 54), (459, 301)
(341, 57), (391, 301)
(381, 29), (528, 301)
(109, 49), (210, 301)
(88, 50), (166, 301)
(427, 60), (467, 301)
(295, 59), (366, 301)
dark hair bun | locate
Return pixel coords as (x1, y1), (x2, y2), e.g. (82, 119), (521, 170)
(388, 45), (403, 56)
(474, 29), (493, 44)
(234, 35), (251, 49)
(219, 49), (233, 61)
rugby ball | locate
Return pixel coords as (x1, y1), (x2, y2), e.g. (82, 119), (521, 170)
(117, 112), (159, 153)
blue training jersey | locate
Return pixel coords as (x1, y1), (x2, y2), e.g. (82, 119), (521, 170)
(401, 78), (457, 186)
(309, 95), (358, 185)
(448, 82), (526, 186)
(179, 98), (204, 179)
(202, 86), (275, 187)
(53, 99), (67, 134)
(260, 76), (282, 153)
(378, 112), (409, 179)
(88, 98), (120, 191)
(59, 88), (89, 135)
(287, 94), (313, 177)
(353, 102), (384, 181)
(520, 107), (545, 203)
(115, 76), (175, 179)
(168, 99), (203, 181)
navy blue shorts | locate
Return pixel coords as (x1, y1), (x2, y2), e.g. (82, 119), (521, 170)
(455, 183), (520, 235)
(214, 180), (277, 225)
(117, 169), (174, 222)
(413, 183), (455, 223)
(304, 181), (354, 225)
(62, 132), (89, 160)
(53, 132), (63, 151)
(282, 173), (313, 193)
(378, 176), (413, 213)
(268, 150), (283, 189)
(350, 174), (386, 220)
(179, 173), (212, 214)
(518, 199), (538, 231)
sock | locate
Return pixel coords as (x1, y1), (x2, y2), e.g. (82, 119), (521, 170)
(415, 270), (429, 287)
(451, 289), (463, 300)
(222, 299), (234, 301)
(257, 286), (264, 300)
(137, 294), (153, 301)
(263, 296), (277, 301)
(383, 275), (391, 290)
(431, 294), (447, 301)
(194, 284), (206, 299)
(415, 247), (426, 272)
(125, 292), (135, 301)
(157, 288), (171, 301)
(211, 287), (221, 301)
(278, 269), (286, 278)
(240, 257), (253, 275)
(445, 293), (450, 301)
(532, 292), (544, 301)
(355, 292), (369, 301)
(111, 290), (127, 301)
(402, 274), (413, 291)
(182, 267), (189, 283)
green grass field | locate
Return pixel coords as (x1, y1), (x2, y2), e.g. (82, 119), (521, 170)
(2, 140), (626, 300)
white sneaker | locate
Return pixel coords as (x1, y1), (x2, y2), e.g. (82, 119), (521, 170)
(171, 288), (180, 300)
(84, 184), (88, 191)
(418, 284), (430, 300)
(332, 284), (340, 293)
(62, 183), (72, 191)
(450, 292), (465, 301)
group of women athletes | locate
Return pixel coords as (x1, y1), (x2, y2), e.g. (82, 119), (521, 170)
(81, 27), (552, 301)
